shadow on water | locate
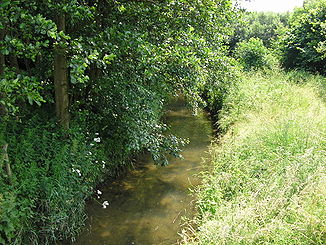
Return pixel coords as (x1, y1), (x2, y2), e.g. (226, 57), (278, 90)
(70, 99), (213, 245)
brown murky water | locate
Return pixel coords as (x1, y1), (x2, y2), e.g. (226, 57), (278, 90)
(73, 100), (212, 245)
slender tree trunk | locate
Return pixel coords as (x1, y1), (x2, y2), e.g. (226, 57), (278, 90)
(9, 55), (19, 70)
(2, 144), (12, 185)
(0, 28), (7, 115)
(54, 13), (70, 129)
(0, 54), (6, 116)
(1, 26), (11, 185)
(0, 52), (4, 74)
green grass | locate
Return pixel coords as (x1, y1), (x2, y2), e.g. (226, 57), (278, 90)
(183, 70), (326, 244)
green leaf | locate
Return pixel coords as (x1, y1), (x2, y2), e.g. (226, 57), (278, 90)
(27, 96), (33, 105)
(48, 30), (57, 39)
(103, 53), (116, 64)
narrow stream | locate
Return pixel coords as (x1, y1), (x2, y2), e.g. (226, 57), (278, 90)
(73, 100), (212, 245)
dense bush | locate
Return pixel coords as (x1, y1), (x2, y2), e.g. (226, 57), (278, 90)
(0, 115), (108, 244)
(234, 38), (277, 71)
(278, 0), (326, 74)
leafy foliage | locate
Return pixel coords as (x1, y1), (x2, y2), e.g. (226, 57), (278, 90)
(0, 0), (239, 243)
(234, 37), (276, 71)
(229, 11), (288, 50)
(278, 0), (326, 74)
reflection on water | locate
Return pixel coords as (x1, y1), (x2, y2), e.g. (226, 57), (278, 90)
(73, 100), (212, 245)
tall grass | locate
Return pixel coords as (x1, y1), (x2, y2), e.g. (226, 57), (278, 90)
(183, 70), (326, 244)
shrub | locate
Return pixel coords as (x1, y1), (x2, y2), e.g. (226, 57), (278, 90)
(234, 38), (277, 71)
(0, 115), (108, 244)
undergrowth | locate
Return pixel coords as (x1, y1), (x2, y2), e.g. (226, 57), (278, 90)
(183, 70), (326, 244)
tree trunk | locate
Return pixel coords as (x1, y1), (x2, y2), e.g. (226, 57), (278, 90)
(9, 55), (19, 70)
(0, 53), (6, 115)
(0, 51), (4, 75)
(54, 13), (70, 129)
(2, 144), (12, 185)
(0, 28), (7, 115)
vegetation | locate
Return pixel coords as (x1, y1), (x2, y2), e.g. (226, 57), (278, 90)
(278, 0), (326, 74)
(229, 11), (288, 50)
(183, 70), (326, 244)
(1, 0), (325, 244)
(0, 0), (238, 244)
(234, 37), (277, 71)
(182, 1), (326, 244)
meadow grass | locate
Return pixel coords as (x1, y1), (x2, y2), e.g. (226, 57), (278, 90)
(183, 70), (326, 244)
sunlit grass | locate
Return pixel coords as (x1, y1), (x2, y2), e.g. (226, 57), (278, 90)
(184, 70), (326, 244)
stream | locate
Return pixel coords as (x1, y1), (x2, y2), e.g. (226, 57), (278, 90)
(72, 99), (213, 245)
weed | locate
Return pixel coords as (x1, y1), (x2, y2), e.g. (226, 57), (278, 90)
(185, 70), (326, 244)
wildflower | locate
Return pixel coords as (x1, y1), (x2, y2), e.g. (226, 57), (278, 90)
(95, 132), (99, 136)
(97, 189), (102, 199)
(102, 201), (109, 209)
(90, 143), (94, 146)
(94, 137), (101, 143)
(72, 168), (82, 176)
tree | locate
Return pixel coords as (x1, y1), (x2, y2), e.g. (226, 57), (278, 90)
(0, 1), (240, 243)
(53, 12), (69, 129)
(278, 0), (326, 74)
(229, 11), (287, 51)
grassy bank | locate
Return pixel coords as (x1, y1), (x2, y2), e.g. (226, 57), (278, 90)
(184, 70), (326, 244)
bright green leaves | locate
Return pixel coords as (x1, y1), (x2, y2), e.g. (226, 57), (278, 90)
(103, 53), (116, 65)
(0, 2), (57, 61)
(87, 50), (99, 61)
(0, 69), (44, 114)
(234, 37), (272, 71)
(279, 0), (326, 73)
(70, 54), (89, 84)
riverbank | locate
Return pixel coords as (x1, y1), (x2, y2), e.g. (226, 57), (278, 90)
(184, 70), (326, 244)
(70, 99), (212, 244)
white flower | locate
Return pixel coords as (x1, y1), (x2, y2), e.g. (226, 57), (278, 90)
(102, 201), (109, 209)
(102, 164), (105, 169)
(97, 190), (102, 195)
(95, 132), (99, 136)
(94, 137), (101, 143)
(90, 143), (94, 146)
(72, 168), (82, 176)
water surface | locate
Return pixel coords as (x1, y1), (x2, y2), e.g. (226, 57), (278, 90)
(73, 100), (212, 245)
